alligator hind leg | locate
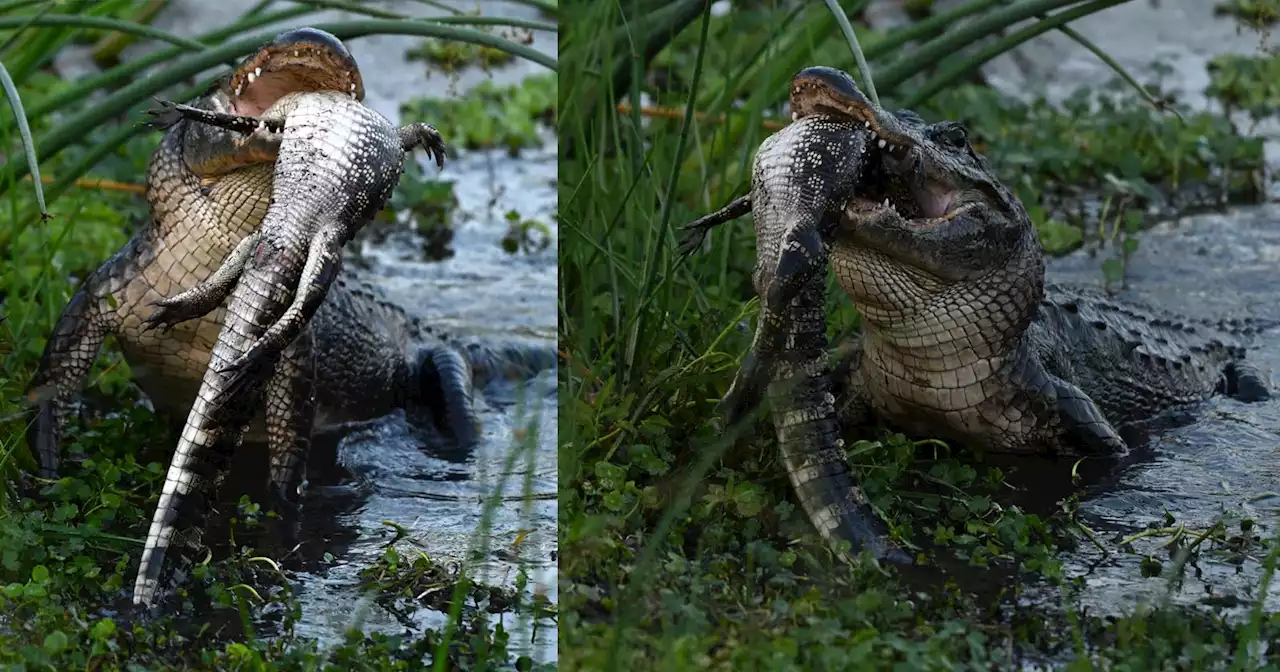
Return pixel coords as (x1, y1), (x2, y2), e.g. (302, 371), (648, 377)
(263, 332), (317, 505)
(1050, 378), (1129, 457)
(1222, 360), (1271, 402)
(218, 222), (345, 379)
(142, 231), (260, 332)
(722, 226), (831, 426)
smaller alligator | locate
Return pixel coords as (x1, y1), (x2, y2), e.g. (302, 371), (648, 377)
(679, 65), (1272, 559)
(740, 112), (907, 562)
(129, 90), (442, 607)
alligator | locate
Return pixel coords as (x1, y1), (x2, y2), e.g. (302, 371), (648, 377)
(127, 89), (447, 607)
(24, 28), (557, 603)
(678, 65), (1272, 559)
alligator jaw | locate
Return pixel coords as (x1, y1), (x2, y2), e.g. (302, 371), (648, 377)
(785, 66), (972, 230)
(227, 27), (365, 117)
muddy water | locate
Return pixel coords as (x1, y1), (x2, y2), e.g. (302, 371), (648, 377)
(1011, 204), (1280, 617)
(285, 139), (558, 661)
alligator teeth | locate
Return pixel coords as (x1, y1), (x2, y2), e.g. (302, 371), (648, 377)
(791, 111), (799, 121)
(350, 82), (357, 92)
(883, 198), (890, 207)
(886, 144), (895, 153)
(254, 67), (262, 77)
(877, 139), (887, 149)
(247, 72), (257, 84)
(292, 50), (300, 57)
(863, 120), (870, 128)
(234, 85), (243, 96)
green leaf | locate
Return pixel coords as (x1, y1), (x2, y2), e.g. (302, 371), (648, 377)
(90, 618), (116, 640)
(42, 630), (68, 655)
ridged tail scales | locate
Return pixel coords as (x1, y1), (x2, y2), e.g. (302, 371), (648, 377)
(768, 275), (908, 563)
(132, 92), (439, 607)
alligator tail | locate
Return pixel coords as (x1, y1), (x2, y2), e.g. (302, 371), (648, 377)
(412, 339), (556, 447)
(462, 339), (558, 387)
(769, 276), (908, 564)
(132, 389), (228, 606)
(414, 345), (479, 447)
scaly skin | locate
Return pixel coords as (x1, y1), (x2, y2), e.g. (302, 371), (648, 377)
(129, 88), (439, 608)
(24, 28), (558, 606)
(678, 65), (1272, 559)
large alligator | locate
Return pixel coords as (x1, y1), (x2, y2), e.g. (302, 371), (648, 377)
(25, 29), (556, 602)
(679, 66), (1272, 559)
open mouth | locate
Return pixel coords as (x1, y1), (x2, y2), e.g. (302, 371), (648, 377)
(843, 142), (969, 224)
(227, 28), (364, 117)
(787, 67), (973, 226)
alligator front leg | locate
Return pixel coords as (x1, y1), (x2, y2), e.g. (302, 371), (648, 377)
(721, 226), (830, 426)
(216, 223), (346, 383)
(1046, 377), (1129, 457)
(676, 194), (752, 258)
(25, 261), (124, 477)
(141, 231), (260, 332)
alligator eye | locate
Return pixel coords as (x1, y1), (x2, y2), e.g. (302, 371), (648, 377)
(936, 124), (968, 149)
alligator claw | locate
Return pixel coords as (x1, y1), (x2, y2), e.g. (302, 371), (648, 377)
(675, 195), (752, 259)
(215, 346), (260, 379)
(718, 351), (767, 427)
(401, 123), (447, 170)
(140, 297), (204, 333)
(143, 98), (185, 130)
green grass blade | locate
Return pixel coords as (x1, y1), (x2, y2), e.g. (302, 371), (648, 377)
(1052, 20), (1183, 121)
(624, 2), (712, 378)
(0, 14), (206, 50)
(0, 59), (45, 217)
(822, 0), (878, 105)
(902, 0), (1131, 108)
(876, 0), (1136, 96)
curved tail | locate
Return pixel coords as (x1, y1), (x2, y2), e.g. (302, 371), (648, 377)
(768, 277), (908, 564)
(412, 339), (557, 447)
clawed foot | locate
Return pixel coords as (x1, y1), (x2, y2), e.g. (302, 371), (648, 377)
(209, 350), (274, 412)
(676, 195), (752, 259)
(141, 297), (202, 333)
(214, 343), (265, 380)
(401, 123), (447, 169)
(142, 98), (185, 130)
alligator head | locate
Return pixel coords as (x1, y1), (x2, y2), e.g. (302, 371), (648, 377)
(182, 28), (365, 176)
(785, 65), (1043, 341)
